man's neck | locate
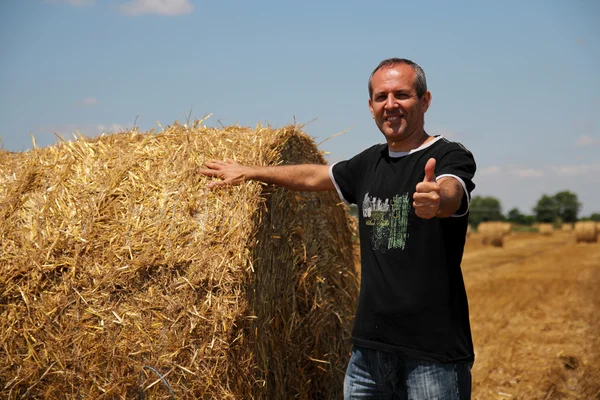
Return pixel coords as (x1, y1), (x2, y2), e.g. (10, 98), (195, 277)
(388, 131), (432, 152)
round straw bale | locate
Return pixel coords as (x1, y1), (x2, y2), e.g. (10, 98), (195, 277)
(561, 223), (573, 231)
(477, 221), (505, 247)
(574, 221), (598, 243)
(538, 223), (554, 235)
(0, 122), (359, 399)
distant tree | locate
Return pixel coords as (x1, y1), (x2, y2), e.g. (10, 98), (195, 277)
(533, 191), (581, 223)
(553, 191), (581, 223)
(523, 215), (536, 226)
(533, 194), (557, 223)
(507, 207), (526, 225)
(469, 195), (503, 227)
(588, 213), (600, 222)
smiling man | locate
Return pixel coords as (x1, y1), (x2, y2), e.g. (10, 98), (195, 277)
(201, 58), (477, 399)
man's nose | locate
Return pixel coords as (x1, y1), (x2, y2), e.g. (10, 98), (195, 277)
(384, 94), (398, 109)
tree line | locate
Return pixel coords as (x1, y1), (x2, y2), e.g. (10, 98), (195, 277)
(469, 190), (600, 227)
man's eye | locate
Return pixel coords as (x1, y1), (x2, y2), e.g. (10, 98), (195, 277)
(395, 93), (408, 99)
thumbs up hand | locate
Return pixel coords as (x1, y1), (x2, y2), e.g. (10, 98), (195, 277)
(413, 158), (441, 219)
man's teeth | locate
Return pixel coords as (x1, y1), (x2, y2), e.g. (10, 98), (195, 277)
(387, 116), (400, 121)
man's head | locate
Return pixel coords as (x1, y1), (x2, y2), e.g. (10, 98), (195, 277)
(368, 58), (432, 151)
(368, 58), (428, 100)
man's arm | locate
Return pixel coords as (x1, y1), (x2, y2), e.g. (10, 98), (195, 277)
(200, 159), (335, 191)
(413, 158), (464, 219)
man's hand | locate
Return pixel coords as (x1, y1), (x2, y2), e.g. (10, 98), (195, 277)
(413, 158), (441, 219)
(199, 159), (250, 188)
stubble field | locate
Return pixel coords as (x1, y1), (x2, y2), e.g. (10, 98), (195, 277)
(353, 229), (599, 399)
(463, 230), (600, 399)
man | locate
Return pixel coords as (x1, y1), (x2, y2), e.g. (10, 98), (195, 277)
(201, 58), (476, 399)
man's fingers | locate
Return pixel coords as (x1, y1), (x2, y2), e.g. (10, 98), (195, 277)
(205, 159), (227, 167)
(415, 181), (439, 193)
(198, 168), (220, 177)
(200, 159), (246, 189)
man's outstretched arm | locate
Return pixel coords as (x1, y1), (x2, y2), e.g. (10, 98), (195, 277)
(200, 159), (335, 191)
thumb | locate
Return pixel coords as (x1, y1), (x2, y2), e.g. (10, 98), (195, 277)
(423, 158), (436, 182)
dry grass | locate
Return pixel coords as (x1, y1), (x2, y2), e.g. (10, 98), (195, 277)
(0, 122), (359, 399)
(463, 231), (600, 399)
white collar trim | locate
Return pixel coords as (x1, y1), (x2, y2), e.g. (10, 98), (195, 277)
(388, 135), (443, 158)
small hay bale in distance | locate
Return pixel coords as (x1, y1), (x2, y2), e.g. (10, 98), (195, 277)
(0, 122), (359, 399)
(477, 222), (506, 247)
(561, 223), (573, 232)
(574, 221), (598, 243)
(538, 223), (554, 235)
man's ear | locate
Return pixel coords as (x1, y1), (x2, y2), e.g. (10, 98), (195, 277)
(368, 98), (375, 118)
(421, 91), (432, 113)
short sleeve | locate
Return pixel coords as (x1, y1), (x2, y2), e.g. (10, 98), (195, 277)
(330, 145), (379, 205)
(435, 143), (476, 216)
(330, 159), (360, 205)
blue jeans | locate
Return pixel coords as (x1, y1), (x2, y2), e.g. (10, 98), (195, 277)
(344, 345), (473, 399)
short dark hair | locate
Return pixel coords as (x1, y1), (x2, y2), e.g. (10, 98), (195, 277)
(368, 58), (428, 99)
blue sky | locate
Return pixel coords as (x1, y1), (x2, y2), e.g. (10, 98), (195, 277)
(1, 0), (599, 216)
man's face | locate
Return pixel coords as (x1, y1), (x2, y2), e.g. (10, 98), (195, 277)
(368, 64), (431, 146)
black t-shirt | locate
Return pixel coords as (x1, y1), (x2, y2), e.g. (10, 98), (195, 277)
(330, 136), (476, 363)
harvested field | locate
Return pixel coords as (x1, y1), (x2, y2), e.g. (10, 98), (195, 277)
(463, 230), (600, 399)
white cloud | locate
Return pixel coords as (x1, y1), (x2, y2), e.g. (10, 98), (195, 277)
(82, 97), (98, 106)
(575, 135), (599, 147)
(479, 163), (599, 179)
(469, 162), (600, 216)
(96, 124), (126, 133)
(119, 0), (194, 16)
(551, 164), (600, 177)
(512, 168), (544, 178)
(44, 0), (95, 6)
(479, 166), (500, 176)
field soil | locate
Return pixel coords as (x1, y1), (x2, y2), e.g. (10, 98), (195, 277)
(464, 231), (600, 399)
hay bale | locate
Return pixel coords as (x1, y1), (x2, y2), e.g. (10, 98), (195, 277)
(561, 223), (573, 232)
(501, 222), (512, 235)
(0, 122), (359, 399)
(574, 221), (598, 243)
(477, 222), (505, 247)
(538, 223), (554, 235)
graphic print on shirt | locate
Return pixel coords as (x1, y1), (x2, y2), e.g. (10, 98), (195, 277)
(362, 192), (410, 251)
